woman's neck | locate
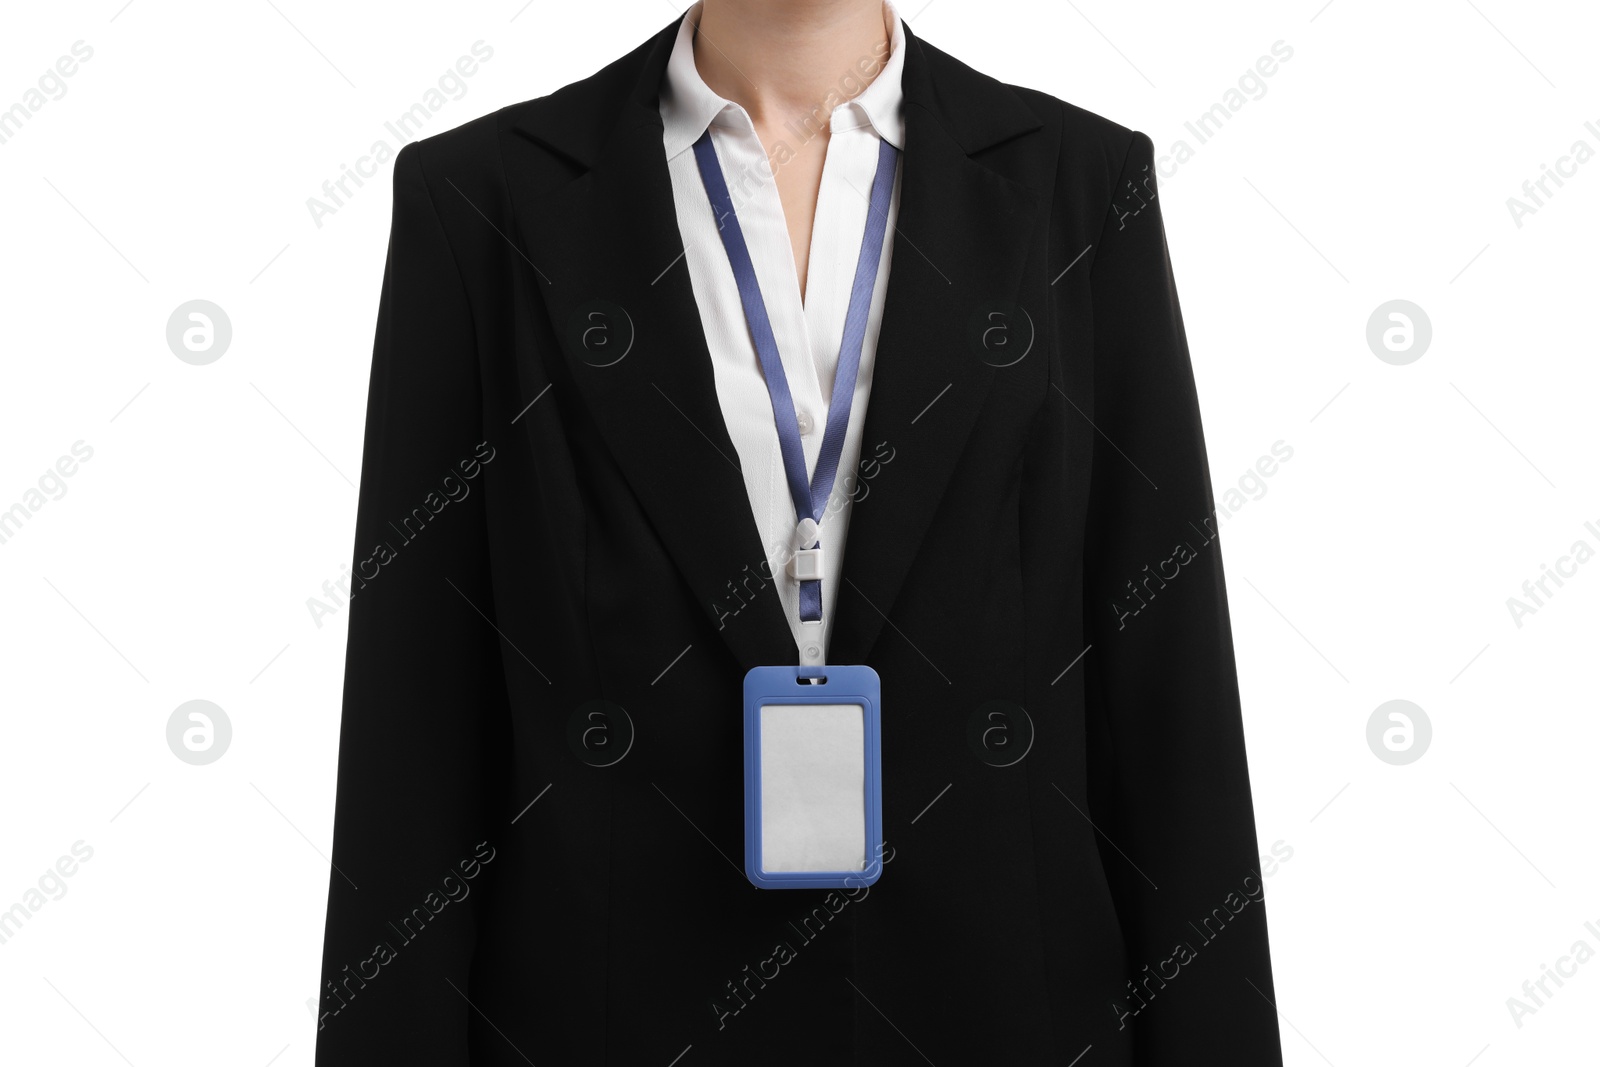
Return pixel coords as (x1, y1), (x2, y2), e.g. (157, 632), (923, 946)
(692, 0), (889, 127)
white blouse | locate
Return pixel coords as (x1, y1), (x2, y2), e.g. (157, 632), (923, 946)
(658, 0), (906, 661)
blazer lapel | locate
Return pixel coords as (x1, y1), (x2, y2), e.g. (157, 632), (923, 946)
(504, 17), (797, 672)
(827, 23), (1045, 667)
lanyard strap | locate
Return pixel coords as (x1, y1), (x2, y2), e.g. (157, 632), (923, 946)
(692, 128), (899, 633)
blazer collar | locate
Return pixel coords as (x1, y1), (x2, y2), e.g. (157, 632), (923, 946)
(504, 13), (1043, 672)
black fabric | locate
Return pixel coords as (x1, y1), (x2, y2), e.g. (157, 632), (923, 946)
(314, 14), (1283, 1066)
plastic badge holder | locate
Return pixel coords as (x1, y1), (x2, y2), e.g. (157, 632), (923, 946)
(743, 664), (884, 890)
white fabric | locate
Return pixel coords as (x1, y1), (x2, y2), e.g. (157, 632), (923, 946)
(659, 1), (905, 660)
(759, 703), (867, 872)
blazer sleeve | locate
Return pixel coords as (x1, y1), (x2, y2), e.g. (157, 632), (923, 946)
(315, 141), (511, 1065)
(1082, 131), (1284, 1062)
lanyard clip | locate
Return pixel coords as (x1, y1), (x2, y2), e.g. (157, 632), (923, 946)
(788, 517), (822, 581)
(798, 620), (825, 668)
(787, 546), (824, 581)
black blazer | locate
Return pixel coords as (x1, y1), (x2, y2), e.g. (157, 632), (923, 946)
(316, 14), (1283, 1066)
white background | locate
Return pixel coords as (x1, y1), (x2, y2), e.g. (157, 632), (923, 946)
(1, 1), (1596, 1064)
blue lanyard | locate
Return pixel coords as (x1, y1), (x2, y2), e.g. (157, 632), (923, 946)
(692, 128), (899, 630)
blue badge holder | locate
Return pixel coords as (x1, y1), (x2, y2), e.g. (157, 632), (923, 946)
(743, 665), (883, 890)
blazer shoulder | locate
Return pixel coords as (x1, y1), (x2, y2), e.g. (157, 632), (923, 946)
(1007, 83), (1144, 183)
(372, 107), (507, 233)
(496, 21), (675, 172)
(396, 16), (669, 191)
(909, 33), (1141, 195)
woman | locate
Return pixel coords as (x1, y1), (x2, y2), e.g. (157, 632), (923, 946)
(315, 2), (1283, 1063)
